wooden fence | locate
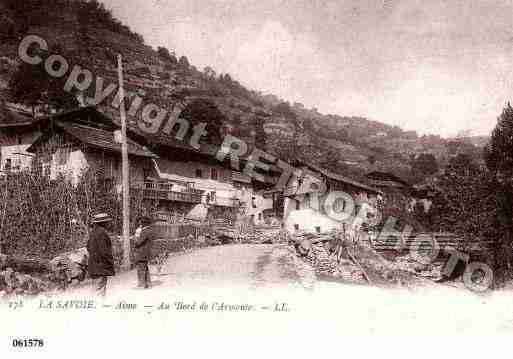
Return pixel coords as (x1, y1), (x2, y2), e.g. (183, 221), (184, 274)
(151, 223), (213, 240)
(370, 232), (494, 256)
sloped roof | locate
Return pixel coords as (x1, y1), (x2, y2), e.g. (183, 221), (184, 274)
(148, 132), (283, 175)
(295, 160), (383, 195)
(57, 122), (156, 158)
(28, 121), (156, 158)
(366, 171), (411, 188)
(28, 106), (281, 178)
(0, 107), (35, 128)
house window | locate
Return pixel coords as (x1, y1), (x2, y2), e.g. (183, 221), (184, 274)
(210, 168), (218, 181)
(295, 200), (300, 210)
(207, 191), (216, 203)
(195, 168), (202, 178)
(4, 158), (11, 171)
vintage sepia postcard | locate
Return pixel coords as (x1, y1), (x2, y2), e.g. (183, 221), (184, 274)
(1, 0), (513, 357)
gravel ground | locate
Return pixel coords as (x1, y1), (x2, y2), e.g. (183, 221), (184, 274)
(60, 243), (315, 299)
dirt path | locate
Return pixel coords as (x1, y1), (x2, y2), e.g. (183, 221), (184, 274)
(66, 244), (314, 298)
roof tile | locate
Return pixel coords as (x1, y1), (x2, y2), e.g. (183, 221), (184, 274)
(56, 121), (156, 158)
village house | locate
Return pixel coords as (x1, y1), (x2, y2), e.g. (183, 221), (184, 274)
(142, 135), (278, 224)
(366, 171), (433, 213)
(366, 171), (411, 191)
(0, 104), (42, 173)
(280, 161), (383, 234)
(26, 107), (157, 191)
(21, 106), (279, 224)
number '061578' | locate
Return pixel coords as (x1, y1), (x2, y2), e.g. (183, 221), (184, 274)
(12, 339), (44, 348)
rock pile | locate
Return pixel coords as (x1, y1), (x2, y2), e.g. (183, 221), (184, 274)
(391, 255), (443, 280)
(306, 244), (337, 275)
(0, 268), (50, 297)
(0, 247), (91, 297)
(293, 237), (367, 284)
(290, 231), (444, 287)
(332, 259), (367, 284)
(214, 225), (287, 244)
(49, 248), (88, 285)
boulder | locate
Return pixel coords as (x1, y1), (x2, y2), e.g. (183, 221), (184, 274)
(297, 239), (312, 256)
(15, 273), (48, 295)
(50, 248), (88, 282)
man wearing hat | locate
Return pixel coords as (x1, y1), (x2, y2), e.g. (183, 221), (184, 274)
(87, 213), (115, 296)
(134, 215), (155, 289)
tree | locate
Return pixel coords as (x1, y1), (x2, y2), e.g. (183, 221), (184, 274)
(428, 169), (495, 235)
(220, 73), (232, 83)
(203, 66), (216, 79)
(446, 153), (478, 176)
(178, 56), (190, 68)
(485, 103), (513, 228)
(484, 103), (513, 284)
(319, 147), (340, 171)
(157, 47), (177, 64)
(485, 103), (513, 180)
(272, 102), (296, 119)
(253, 116), (267, 150)
(446, 140), (461, 155)
(335, 127), (349, 141)
(178, 99), (225, 145)
(8, 61), (78, 115)
(412, 153), (438, 176)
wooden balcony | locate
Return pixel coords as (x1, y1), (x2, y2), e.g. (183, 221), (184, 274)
(208, 196), (240, 208)
(283, 184), (324, 197)
(132, 181), (203, 204)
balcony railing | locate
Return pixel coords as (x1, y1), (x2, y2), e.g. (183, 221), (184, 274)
(207, 195), (240, 208)
(132, 181), (203, 204)
(283, 184), (324, 197)
(132, 181), (241, 207)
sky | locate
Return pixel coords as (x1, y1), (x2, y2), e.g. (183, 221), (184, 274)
(102, 0), (513, 137)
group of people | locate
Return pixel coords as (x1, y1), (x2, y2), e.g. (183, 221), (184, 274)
(86, 213), (157, 296)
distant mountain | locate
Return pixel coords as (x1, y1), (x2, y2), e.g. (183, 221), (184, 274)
(0, 0), (490, 185)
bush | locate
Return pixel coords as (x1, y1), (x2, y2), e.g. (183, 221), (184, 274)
(0, 167), (151, 260)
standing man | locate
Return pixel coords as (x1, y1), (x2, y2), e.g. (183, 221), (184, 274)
(87, 213), (115, 296)
(134, 216), (155, 289)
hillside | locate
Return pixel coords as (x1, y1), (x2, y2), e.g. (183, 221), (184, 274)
(0, 0), (487, 185)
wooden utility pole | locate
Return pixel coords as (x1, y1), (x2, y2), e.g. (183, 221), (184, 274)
(117, 54), (131, 270)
